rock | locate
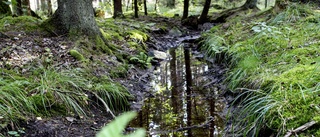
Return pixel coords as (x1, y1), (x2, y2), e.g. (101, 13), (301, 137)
(149, 50), (167, 60)
(168, 27), (183, 37)
(0, 32), (9, 39)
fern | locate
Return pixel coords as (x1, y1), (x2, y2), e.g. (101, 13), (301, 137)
(96, 111), (145, 137)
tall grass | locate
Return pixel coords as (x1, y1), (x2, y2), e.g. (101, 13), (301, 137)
(0, 67), (131, 130)
(31, 68), (89, 116)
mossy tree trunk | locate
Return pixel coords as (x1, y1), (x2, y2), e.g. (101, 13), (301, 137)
(113, 0), (123, 18)
(198, 0), (211, 24)
(45, 0), (101, 37)
(0, 0), (11, 15)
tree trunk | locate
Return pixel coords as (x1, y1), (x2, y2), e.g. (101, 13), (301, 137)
(241, 0), (258, 9)
(0, 0), (12, 15)
(198, 0), (211, 24)
(126, 0), (130, 11)
(143, 0), (147, 15)
(154, 0), (158, 11)
(40, 0), (46, 11)
(16, 0), (23, 15)
(47, 0), (53, 15)
(22, 0), (31, 15)
(113, 0), (123, 18)
(182, 0), (189, 19)
(36, 0), (40, 10)
(166, 0), (175, 8)
(184, 47), (193, 137)
(45, 0), (101, 37)
(134, 0), (138, 18)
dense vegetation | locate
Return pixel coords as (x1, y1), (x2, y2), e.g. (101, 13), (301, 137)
(201, 3), (320, 136)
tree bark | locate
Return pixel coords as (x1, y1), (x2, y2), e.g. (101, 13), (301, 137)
(45, 0), (101, 37)
(198, 0), (211, 24)
(0, 0), (12, 15)
(16, 0), (23, 15)
(134, 0), (138, 18)
(183, 0), (189, 19)
(166, 0), (175, 8)
(154, 0), (158, 11)
(113, 0), (123, 18)
(241, 0), (258, 9)
(143, 0), (147, 15)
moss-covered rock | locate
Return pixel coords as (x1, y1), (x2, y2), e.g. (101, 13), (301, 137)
(69, 49), (85, 61)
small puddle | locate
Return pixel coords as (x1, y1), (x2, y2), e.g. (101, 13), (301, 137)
(130, 45), (226, 137)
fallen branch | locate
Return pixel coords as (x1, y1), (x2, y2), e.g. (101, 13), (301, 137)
(284, 120), (317, 137)
(92, 92), (116, 119)
(149, 118), (214, 135)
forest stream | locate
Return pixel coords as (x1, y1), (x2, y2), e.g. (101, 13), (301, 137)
(129, 30), (230, 137)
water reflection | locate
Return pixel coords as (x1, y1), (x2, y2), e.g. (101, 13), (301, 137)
(131, 45), (225, 137)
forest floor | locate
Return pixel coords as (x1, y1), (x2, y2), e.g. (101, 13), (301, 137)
(0, 14), (212, 137)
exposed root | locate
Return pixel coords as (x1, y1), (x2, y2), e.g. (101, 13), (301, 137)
(92, 92), (116, 119)
(284, 121), (317, 137)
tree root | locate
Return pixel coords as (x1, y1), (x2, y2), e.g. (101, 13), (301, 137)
(92, 92), (116, 119)
(284, 120), (317, 137)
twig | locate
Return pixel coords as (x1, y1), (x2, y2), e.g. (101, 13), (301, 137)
(92, 92), (116, 119)
(284, 120), (317, 137)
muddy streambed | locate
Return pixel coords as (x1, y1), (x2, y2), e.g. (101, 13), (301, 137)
(130, 44), (228, 137)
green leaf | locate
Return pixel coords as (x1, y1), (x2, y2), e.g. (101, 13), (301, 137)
(96, 111), (145, 137)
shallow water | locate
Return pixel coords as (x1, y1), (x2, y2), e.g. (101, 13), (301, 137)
(130, 45), (227, 137)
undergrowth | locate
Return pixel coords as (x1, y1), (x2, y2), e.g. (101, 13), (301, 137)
(202, 3), (320, 136)
(0, 67), (131, 130)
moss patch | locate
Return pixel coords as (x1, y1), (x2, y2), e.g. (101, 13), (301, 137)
(69, 49), (85, 61)
(0, 16), (42, 32)
(202, 4), (320, 136)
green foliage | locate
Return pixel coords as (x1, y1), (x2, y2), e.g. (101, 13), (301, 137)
(202, 3), (320, 136)
(130, 52), (153, 68)
(31, 68), (89, 116)
(0, 67), (132, 130)
(96, 111), (145, 137)
(92, 81), (130, 111)
(127, 30), (149, 42)
(231, 89), (280, 136)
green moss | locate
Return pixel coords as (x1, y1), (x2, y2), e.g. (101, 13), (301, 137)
(127, 29), (149, 42)
(94, 35), (113, 55)
(201, 3), (320, 136)
(69, 49), (85, 61)
(110, 64), (129, 78)
(0, 16), (41, 32)
(127, 41), (146, 52)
